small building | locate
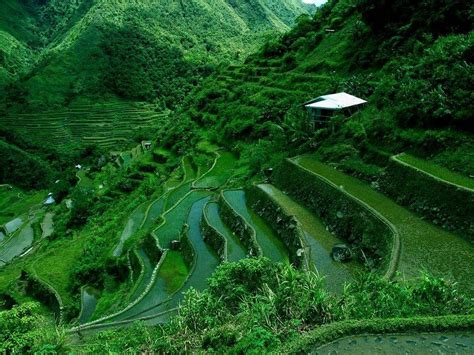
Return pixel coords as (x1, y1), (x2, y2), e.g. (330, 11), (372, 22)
(304, 92), (367, 129)
(75, 164), (82, 170)
(44, 195), (56, 206)
(142, 141), (153, 151)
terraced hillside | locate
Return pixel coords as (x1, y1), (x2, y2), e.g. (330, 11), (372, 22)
(2, 141), (473, 353)
(272, 156), (474, 293)
(74, 150), (292, 332)
(254, 183), (363, 294)
(382, 153), (474, 241)
(68, 142), (474, 335)
(0, 102), (166, 149)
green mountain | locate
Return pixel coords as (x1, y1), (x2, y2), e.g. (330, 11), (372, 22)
(1, 0), (473, 353)
(0, 0), (310, 109)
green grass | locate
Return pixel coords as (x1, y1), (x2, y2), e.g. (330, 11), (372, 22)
(0, 186), (46, 225)
(395, 153), (474, 190)
(76, 170), (94, 189)
(294, 156), (474, 294)
(193, 152), (238, 189)
(158, 250), (189, 294)
(28, 238), (87, 306)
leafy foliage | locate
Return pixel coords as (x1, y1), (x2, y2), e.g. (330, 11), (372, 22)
(0, 139), (53, 188)
(375, 33), (473, 129)
(101, 22), (204, 106)
(78, 258), (472, 353)
(0, 0), (309, 108)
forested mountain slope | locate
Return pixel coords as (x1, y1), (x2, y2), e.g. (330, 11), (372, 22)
(161, 0), (473, 175)
(0, 0), (310, 110)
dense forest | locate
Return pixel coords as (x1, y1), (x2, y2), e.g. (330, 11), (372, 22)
(0, 0), (473, 353)
(0, 0), (310, 110)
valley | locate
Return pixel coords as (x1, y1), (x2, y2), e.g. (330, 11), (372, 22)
(0, 0), (473, 353)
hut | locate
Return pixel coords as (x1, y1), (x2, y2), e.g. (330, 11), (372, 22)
(304, 92), (367, 129)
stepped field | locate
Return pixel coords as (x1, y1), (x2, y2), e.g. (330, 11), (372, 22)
(289, 156), (474, 293)
(0, 101), (167, 149)
(1, 1), (473, 352)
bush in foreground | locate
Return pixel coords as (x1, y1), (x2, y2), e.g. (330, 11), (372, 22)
(77, 258), (472, 353)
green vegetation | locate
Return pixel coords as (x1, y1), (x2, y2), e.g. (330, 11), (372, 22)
(1, 102), (166, 150)
(193, 152), (238, 189)
(0, 140), (53, 189)
(0, 0), (309, 110)
(395, 153), (474, 190)
(75, 259), (472, 352)
(158, 251), (189, 295)
(1, 0), (473, 352)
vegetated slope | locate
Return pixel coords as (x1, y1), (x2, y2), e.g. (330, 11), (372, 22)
(160, 0), (473, 176)
(0, 140), (53, 189)
(0, 0), (95, 87)
(0, 0), (311, 110)
(1, 1), (473, 353)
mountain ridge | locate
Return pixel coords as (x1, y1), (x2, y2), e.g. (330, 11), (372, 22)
(0, 0), (311, 109)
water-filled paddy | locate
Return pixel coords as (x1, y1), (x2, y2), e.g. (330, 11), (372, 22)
(165, 182), (192, 210)
(258, 184), (362, 294)
(110, 250), (187, 322)
(41, 213), (55, 238)
(154, 190), (211, 249)
(0, 221), (34, 265)
(105, 194), (213, 324)
(141, 197), (166, 231)
(205, 202), (247, 262)
(113, 202), (149, 257)
(223, 190), (289, 263)
(79, 287), (99, 324)
(143, 197), (220, 324)
(4, 217), (23, 235)
(128, 248), (154, 303)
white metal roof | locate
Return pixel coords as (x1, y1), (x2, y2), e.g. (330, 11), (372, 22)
(305, 92), (367, 110)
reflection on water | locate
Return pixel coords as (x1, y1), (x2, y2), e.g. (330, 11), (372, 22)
(79, 287), (98, 324)
(4, 217), (23, 234)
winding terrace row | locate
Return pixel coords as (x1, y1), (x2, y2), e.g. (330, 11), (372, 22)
(70, 150), (473, 334)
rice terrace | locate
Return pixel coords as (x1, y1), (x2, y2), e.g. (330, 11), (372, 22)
(0, 0), (473, 353)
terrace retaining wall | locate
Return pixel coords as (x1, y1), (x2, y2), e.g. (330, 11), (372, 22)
(380, 157), (474, 242)
(273, 159), (393, 274)
(247, 186), (308, 269)
(201, 206), (227, 262)
(219, 192), (261, 257)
